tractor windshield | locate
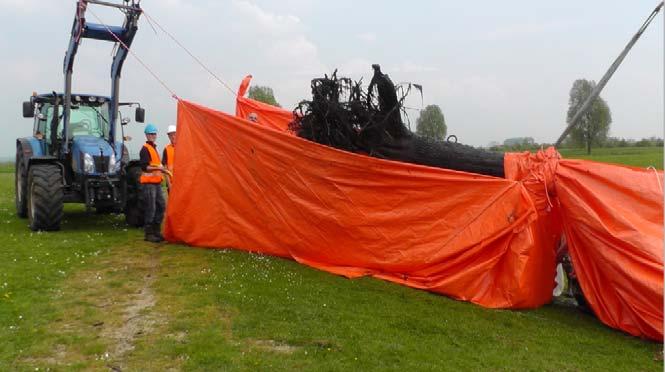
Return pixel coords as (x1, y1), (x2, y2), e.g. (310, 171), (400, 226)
(44, 102), (111, 141)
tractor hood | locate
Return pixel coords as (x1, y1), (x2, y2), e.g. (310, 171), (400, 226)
(71, 136), (122, 175)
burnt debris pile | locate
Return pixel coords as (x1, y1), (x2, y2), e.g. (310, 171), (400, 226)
(290, 65), (505, 177)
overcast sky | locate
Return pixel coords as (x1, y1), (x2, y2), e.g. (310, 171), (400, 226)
(0, 0), (662, 157)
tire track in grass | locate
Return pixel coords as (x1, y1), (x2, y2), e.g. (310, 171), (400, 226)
(19, 244), (177, 370)
(101, 247), (160, 364)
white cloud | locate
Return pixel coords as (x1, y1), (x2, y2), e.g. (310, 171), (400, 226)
(232, 0), (302, 35)
(226, 0), (327, 98)
(357, 32), (376, 43)
(264, 35), (325, 75)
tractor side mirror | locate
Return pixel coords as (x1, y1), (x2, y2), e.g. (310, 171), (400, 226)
(135, 107), (145, 123)
(121, 117), (131, 125)
(23, 101), (34, 118)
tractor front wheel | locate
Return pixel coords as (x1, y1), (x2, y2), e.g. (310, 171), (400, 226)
(27, 164), (64, 231)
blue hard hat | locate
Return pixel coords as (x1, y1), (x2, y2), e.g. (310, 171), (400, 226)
(144, 123), (158, 134)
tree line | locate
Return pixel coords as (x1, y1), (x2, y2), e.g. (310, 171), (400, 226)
(489, 136), (663, 152)
(248, 79), (658, 154)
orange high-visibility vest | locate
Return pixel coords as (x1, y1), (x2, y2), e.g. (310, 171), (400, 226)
(140, 143), (163, 184)
(165, 144), (175, 172)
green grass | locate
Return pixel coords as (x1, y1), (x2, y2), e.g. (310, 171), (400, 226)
(0, 162), (13, 174)
(0, 156), (661, 371)
(559, 146), (663, 169)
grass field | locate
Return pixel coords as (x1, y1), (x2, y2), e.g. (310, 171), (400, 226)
(0, 149), (662, 371)
(559, 146), (663, 169)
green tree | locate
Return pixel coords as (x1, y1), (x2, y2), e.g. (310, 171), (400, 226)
(566, 79), (612, 154)
(416, 105), (447, 141)
(248, 86), (281, 108)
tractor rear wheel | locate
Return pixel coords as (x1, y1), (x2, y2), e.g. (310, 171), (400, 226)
(15, 147), (27, 218)
(27, 164), (64, 231)
(124, 164), (145, 227)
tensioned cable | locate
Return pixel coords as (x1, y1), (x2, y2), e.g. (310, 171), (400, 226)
(86, 6), (180, 100)
(141, 9), (237, 96)
(141, 8), (159, 35)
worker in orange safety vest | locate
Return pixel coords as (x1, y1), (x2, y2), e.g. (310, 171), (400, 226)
(162, 124), (176, 194)
(139, 123), (167, 243)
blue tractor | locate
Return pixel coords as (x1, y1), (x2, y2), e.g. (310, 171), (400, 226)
(16, 0), (146, 231)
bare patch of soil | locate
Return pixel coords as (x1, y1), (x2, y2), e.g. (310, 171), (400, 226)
(251, 339), (300, 354)
(100, 264), (161, 358)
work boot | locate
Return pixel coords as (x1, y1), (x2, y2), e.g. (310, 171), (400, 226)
(144, 225), (161, 243)
(153, 224), (165, 242)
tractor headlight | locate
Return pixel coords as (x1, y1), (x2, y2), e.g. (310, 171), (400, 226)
(109, 154), (121, 173)
(83, 153), (95, 173)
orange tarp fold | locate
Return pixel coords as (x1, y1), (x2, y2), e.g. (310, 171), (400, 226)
(165, 98), (663, 341)
(555, 160), (664, 340)
(235, 75), (295, 132)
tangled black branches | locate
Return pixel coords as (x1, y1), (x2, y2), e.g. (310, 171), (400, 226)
(290, 65), (505, 177)
(291, 64), (411, 154)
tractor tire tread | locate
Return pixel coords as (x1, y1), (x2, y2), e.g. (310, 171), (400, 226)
(15, 148), (28, 218)
(124, 164), (145, 227)
(28, 164), (64, 231)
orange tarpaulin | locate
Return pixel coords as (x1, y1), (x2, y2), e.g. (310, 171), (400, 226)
(555, 160), (663, 340)
(165, 98), (663, 341)
(165, 99), (560, 308)
(235, 75), (295, 132)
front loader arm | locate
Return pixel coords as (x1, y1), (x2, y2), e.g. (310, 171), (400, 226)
(61, 0), (142, 154)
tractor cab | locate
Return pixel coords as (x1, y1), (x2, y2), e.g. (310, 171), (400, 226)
(23, 93), (144, 178)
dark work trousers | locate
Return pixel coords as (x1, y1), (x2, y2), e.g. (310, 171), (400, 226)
(142, 183), (165, 226)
